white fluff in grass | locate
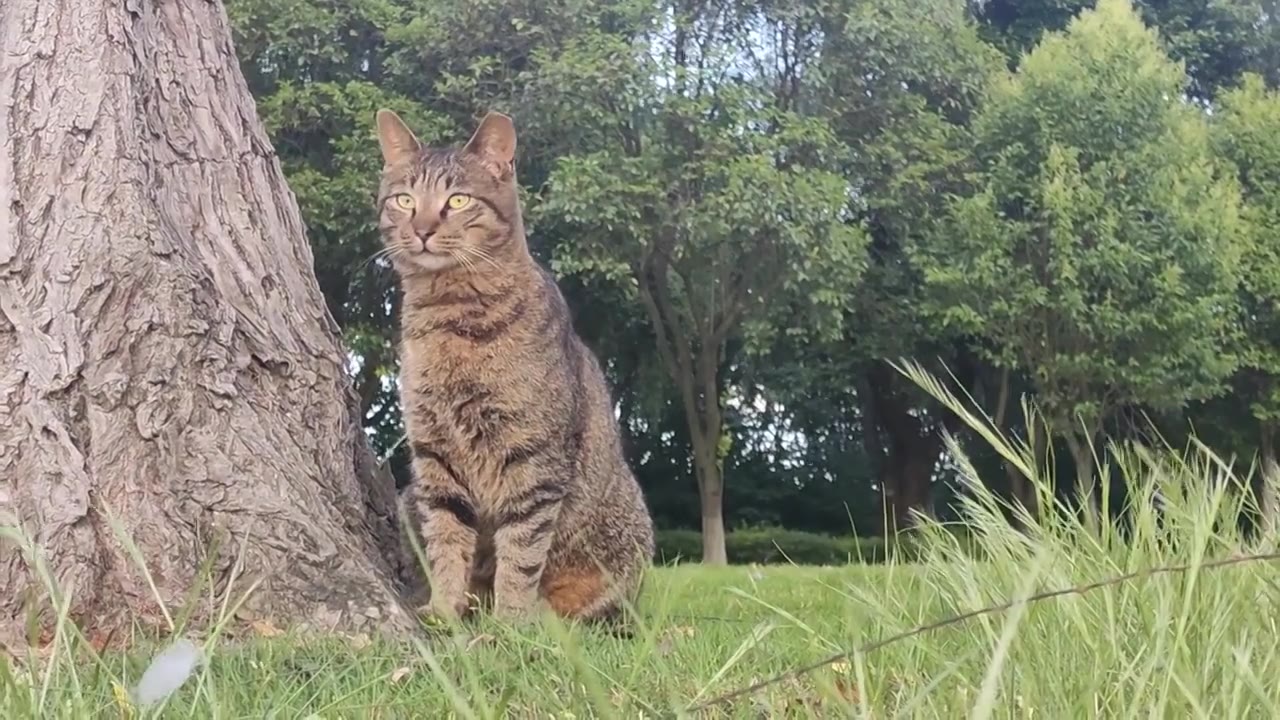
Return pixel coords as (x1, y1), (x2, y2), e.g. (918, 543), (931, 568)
(133, 638), (204, 707)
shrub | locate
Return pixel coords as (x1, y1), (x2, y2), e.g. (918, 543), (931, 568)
(653, 527), (936, 565)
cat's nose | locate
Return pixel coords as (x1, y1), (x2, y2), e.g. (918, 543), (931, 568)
(417, 233), (436, 253)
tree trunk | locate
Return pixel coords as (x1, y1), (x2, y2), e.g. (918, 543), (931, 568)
(856, 375), (892, 535)
(878, 448), (937, 533)
(865, 363), (940, 532)
(991, 368), (1039, 523)
(634, 236), (731, 565)
(693, 448), (728, 565)
(1005, 463), (1040, 522)
(897, 454), (935, 529)
(0, 0), (409, 650)
(1064, 432), (1098, 526)
(1257, 422), (1278, 538)
(691, 347), (728, 565)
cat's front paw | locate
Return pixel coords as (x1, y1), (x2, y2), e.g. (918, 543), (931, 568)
(491, 597), (540, 624)
(416, 595), (473, 628)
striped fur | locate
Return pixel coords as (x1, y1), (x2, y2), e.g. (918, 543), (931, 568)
(375, 110), (655, 623)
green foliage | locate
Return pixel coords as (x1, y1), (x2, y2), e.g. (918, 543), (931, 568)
(818, 0), (1003, 361)
(1214, 73), (1280, 425)
(535, 86), (867, 355)
(974, 0), (1280, 99)
(919, 0), (1245, 442)
(226, 0), (1280, 535)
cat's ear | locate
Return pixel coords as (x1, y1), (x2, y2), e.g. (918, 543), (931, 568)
(375, 109), (421, 166)
(464, 111), (516, 180)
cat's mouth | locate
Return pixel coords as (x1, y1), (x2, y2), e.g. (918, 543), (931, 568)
(405, 250), (460, 273)
(422, 236), (447, 255)
(386, 237), (457, 273)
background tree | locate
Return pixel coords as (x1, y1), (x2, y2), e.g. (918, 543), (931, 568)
(535, 0), (868, 563)
(974, 0), (1280, 100)
(918, 0), (1245, 514)
(1213, 73), (1280, 526)
(809, 0), (1006, 528)
(0, 0), (408, 648)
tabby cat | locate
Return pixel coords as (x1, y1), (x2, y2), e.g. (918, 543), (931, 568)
(375, 109), (655, 623)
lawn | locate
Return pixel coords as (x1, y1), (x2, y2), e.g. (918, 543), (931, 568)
(5, 530), (1280, 718)
(6, 379), (1280, 718)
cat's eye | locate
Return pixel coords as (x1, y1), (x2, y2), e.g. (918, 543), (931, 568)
(393, 194), (415, 210)
(446, 194), (472, 210)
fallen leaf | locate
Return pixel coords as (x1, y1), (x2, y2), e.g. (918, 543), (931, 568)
(656, 625), (696, 657)
(348, 632), (372, 650)
(250, 619), (283, 638)
(389, 666), (413, 684)
(111, 681), (135, 719)
(656, 635), (675, 657)
(780, 676), (823, 714)
(417, 610), (449, 630)
(834, 676), (861, 705)
(464, 633), (495, 651)
(86, 627), (120, 654)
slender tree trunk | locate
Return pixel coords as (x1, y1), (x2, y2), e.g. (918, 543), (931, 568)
(865, 363), (939, 532)
(856, 375), (892, 535)
(879, 464), (904, 534)
(0, 0), (409, 649)
(1006, 464), (1040, 521)
(991, 368), (1039, 522)
(691, 348), (728, 565)
(1064, 432), (1098, 526)
(635, 231), (732, 564)
(898, 453), (936, 528)
(1257, 422), (1278, 538)
(692, 446), (728, 565)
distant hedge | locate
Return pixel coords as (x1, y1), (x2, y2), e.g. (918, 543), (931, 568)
(654, 527), (940, 565)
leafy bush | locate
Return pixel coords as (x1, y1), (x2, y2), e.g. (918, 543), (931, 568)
(654, 527), (936, 565)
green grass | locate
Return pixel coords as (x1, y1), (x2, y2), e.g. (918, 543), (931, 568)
(5, 540), (1280, 718)
(5, 365), (1280, 717)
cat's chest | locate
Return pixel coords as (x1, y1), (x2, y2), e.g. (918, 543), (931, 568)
(402, 359), (525, 454)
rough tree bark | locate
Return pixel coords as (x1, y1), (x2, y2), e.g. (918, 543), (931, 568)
(0, 0), (409, 650)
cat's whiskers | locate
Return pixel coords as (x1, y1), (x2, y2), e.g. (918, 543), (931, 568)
(365, 246), (398, 266)
(461, 246), (500, 271)
(450, 248), (478, 274)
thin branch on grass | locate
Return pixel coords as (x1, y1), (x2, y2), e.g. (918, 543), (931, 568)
(686, 550), (1280, 714)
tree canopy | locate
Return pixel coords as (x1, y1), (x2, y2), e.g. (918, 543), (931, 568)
(917, 0), (1246, 510)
